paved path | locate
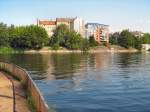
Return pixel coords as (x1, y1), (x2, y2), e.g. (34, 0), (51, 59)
(0, 72), (13, 112)
(0, 71), (31, 112)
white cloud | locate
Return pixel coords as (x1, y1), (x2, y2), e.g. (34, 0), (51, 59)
(148, 20), (150, 24)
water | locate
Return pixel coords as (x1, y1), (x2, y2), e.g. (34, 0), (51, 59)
(0, 52), (150, 112)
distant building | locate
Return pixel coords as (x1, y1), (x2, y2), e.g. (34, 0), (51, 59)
(131, 31), (144, 38)
(56, 18), (74, 30)
(73, 17), (85, 37)
(37, 20), (56, 37)
(85, 23), (109, 44)
(37, 17), (85, 37)
(142, 44), (150, 51)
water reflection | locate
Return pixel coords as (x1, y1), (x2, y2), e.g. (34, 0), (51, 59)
(0, 53), (150, 112)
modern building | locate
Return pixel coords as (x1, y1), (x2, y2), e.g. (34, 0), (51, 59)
(85, 23), (109, 44)
(37, 17), (85, 37)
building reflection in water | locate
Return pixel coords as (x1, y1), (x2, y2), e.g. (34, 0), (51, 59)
(45, 53), (112, 89)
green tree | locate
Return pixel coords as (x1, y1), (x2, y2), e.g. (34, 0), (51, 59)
(0, 23), (9, 47)
(89, 36), (99, 47)
(118, 30), (136, 48)
(109, 32), (120, 45)
(50, 24), (69, 47)
(64, 31), (82, 50)
(11, 25), (48, 49)
(50, 24), (90, 51)
(141, 33), (150, 44)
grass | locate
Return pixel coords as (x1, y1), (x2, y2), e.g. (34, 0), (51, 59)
(27, 92), (37, 112)
(0, 68), (37, 112)
(0, 47), (24, 54)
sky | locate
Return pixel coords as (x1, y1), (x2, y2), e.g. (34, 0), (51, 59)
(0, 0), (150, 33)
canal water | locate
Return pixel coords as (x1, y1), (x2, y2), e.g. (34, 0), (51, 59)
(0, 52), (150, 112)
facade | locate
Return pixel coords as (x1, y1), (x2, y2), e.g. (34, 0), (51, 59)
(131, 31), (144, 38)
(73, 17), (85, 37)
(85, 23), (109, 44)
(37, 17), (85, 37)
(37, 20), (56, 37)
(37, 18), (109, 46)
(56, 18), (74, 30)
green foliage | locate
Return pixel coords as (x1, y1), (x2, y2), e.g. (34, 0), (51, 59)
(64, 31), (82, 50)
(118, 30), (134, 48)
(0, 22), (49, 50)
(27, 92), (37, 112)
(0, 47), (15, 54)
(50, 24), (69, 47)
(51, 44), (60, 50)
(89, 36), (99, 47)
(50, 24), (90, 51)
(111, 30), (142, 50)
(0, 23), (9, 46)
(80, 38), (90, 51)
(141, 33), (150, 44)
(109, 32), (119, 45)
(11, 25), (49, 49)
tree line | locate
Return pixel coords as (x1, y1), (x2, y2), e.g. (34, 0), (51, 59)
(0, 22), (49, 49)
(109, 30), (150, 50)
(0, 22), (99, 51)
(49, 24), (99, 50)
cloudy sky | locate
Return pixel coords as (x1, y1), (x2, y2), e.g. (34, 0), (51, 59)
(0, 0), (150, 32)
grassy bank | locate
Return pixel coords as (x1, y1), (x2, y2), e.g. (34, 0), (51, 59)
(0, 47), (24, 54)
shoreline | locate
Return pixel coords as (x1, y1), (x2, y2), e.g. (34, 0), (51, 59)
(23, 49), (139, 54)
(0, 46), (147, 54)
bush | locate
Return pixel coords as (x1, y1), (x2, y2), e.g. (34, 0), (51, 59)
(51, 44), (60, 50)
(50, 24), (90, 51)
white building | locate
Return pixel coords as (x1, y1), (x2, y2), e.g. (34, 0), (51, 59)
(37, 17), (85, 38)
(73, 17), (85, 37)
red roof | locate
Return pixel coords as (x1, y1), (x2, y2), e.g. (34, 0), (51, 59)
(56, 18), (74, 22)
(39, 21), (56, 25)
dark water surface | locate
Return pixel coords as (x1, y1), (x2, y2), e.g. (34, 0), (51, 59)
(0, 52), (150, 112)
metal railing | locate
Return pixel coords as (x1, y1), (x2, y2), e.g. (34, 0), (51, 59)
(0, 62), (49, 112)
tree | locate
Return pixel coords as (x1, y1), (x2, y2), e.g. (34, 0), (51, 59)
(50, 24), (90, 51)
(50, 24), (69, 47)
(141, 33), (150, 44)
(118, 30), (135, 48)
(109, 32), (120, 45)
(0, 23), (9, 47)
(11, 25), (49, 49)
(89, 36), (99, 47)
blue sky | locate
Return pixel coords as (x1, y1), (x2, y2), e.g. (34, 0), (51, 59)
(0, 0), (150, 32)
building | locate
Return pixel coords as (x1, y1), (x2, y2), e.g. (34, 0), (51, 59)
(73, 17), (85, 37)
(142, 44), (150, 51)
(85, 23), (109, 44)
(37, 17), (85, 37)
(56, 18), (74, 30)
(37, 20), (56, 37)
(131, 31), (144, 38)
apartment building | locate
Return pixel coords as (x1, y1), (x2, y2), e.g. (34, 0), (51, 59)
(37, 20), (56, 37)
(73, 17), (85, 37)
(37, 17), (85, 37)
(85, 23), (109, 44)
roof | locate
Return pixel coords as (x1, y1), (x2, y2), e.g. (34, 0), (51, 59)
(86, 23), (109, 27)
(56, 18), (74, 22)
(39, 20), (56, 25)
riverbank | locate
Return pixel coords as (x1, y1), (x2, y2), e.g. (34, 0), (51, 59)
(0, 45), (141, 54)
(23, 45), (139, 54)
